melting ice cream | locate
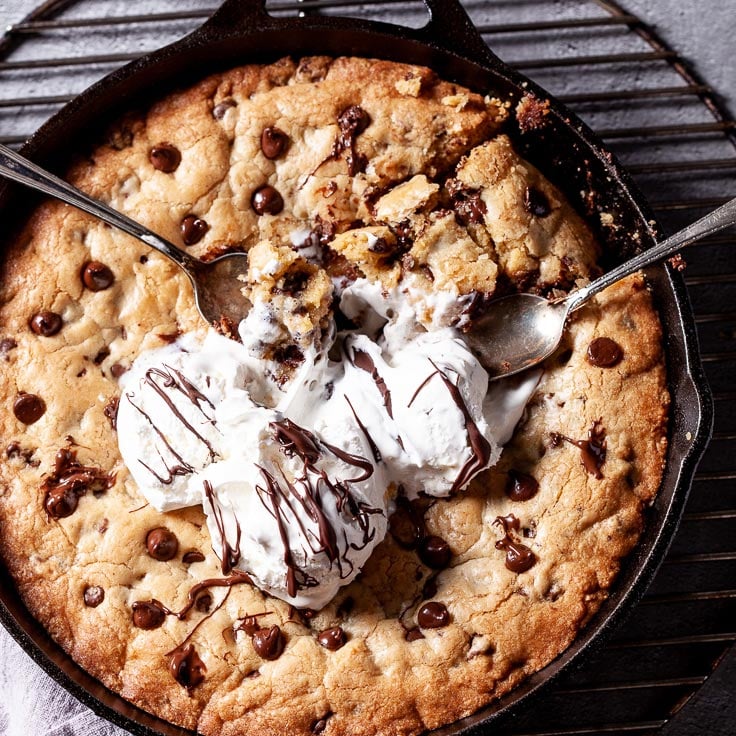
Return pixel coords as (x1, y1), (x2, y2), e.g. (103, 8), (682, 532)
(117, 277), (538, 608)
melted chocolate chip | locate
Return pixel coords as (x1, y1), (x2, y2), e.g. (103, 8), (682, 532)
(149, 143), (181, 173)
(5, 442), (37, 466)
(524, 186), (551, 217)
(405, 626), (425, 642)
(146, 527), (179, 561)
(388, 498), (425, 549)
(417, 535), (451, 569)
(182, 549), (205, 564)
(252, 625), (285, 660)
(93, 347), (110, 365)
(13, 392), (45, 424)
(0, 338), (17, 360)
(261, 126), (289, 159)
(587, 337), (623, 368)
(29, 311), (62, 337)
(212, 99), (236, 120)
(42, 448), (114, 519)
(82, 261), (114, 291)
(169, 642), (206, 690)
(238, 615), (262, 636)
(454, 190), (486, 225)
(493, 514), (537, 573)
(273, 270), (310, 296)
(421, 575), (438, 600)
(506, 470), (539, 502)
(417, 601), (450, 629)
(251, 185), (284, 216)
(103, 397), (119, 430)
(132, 600), (167, 629)
(181, 214), (209, 245)
(551, 420), (607, 478)
(317, 626), (346, 651)
(503, 541), (536, 573)
(83, 585), (105, 607)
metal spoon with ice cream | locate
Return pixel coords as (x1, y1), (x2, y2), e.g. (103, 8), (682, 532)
(0, 142), (250, 327)
(465, 196), (736, 379)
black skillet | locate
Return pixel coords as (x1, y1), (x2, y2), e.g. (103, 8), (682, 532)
(0, 1), (713, 734)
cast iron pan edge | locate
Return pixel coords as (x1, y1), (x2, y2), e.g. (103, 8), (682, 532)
(0, 1), (713, 734)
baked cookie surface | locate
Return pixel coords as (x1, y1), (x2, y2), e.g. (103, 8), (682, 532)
(0, 56), (668, 735)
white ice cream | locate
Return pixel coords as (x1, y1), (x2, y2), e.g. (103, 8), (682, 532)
(117, 277), (538, 609)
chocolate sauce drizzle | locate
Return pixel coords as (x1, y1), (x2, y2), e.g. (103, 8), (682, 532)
(409, 360), (492, 493)
(204, 480), (242, 574)
(350, 348), (393, 418)
(248, 418), (381, 599)
(127, 365), (220, 484)
(551, 420), (607, 479)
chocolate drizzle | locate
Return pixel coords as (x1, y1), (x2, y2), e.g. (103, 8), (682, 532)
(245, 418), (381, 599)
(42, 448), (115, 519)
(493, 514), (536, 573)
(127, 365), (219, 484)
(551, 420), (607, 479)
(409, 361), (492, 493)
(350, 348), (393, 418)
(204, 480), (242, 574)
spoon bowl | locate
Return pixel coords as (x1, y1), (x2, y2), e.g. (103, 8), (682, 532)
(0, 143), (251, 328)
(467, 196), (736, 380)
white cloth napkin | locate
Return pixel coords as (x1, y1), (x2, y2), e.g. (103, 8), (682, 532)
(0, 626), (129, 736)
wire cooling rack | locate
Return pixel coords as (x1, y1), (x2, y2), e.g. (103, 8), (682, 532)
(0, 1), (733, 734)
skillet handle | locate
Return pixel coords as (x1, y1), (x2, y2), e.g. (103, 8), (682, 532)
(415, 0), (501, 68)
(200, 0), (502, 70)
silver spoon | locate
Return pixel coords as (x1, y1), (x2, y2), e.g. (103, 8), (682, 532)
(466, 196), (736, 379)
(0, 143), (250, 326)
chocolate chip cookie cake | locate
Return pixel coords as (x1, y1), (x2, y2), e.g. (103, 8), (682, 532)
(0, 56), (669, 735)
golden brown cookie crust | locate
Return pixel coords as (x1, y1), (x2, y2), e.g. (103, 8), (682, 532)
(0, 56), (668, 736)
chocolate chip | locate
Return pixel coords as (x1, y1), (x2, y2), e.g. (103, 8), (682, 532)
(417, 601), (450, 629)
(389, 499), (424, 549)
(110, 363), (128, 378)
(251, 185), (284, 216)
(29, 311), (62, 337)
(311, 713), (332, 734)
(82, 261), (114, 291)
(146, 527), (179, 561)
(0, 338), (17, 359)
(587, 337), (623, 368)
(506, 470), (539, 502)
(213, 99), (236, 120)
(132, 600), (167, 630)
(195, 593), (213, 613)
(182, 549), (205, 564)
(417, 535), (451, 569)
(44, 486), (78, 519)
(317, 626), (347, 651)
(149, 143), (181, 173)
(261, 126), (289, 159)
(405, 626), (425, 642)
(83, 585), (105, 607)
(524, 187), (551, 217)
(13, 392), (45, 424)
(181, 214), (209, 245)
(93, 347), (110, 365)
(169, 643), (206, 690)
(503, 542), (536, 573)
(252, 625), (285, 660)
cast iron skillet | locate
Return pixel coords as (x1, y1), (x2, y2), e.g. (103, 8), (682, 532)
(0, 1), (713, 734)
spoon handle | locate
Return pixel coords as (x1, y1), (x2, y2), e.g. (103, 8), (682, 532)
(566, 195), (736, 312)
(0, 142), (198, 274)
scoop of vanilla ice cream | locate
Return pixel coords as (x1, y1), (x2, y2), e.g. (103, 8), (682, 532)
(116, 273), (538, 609)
